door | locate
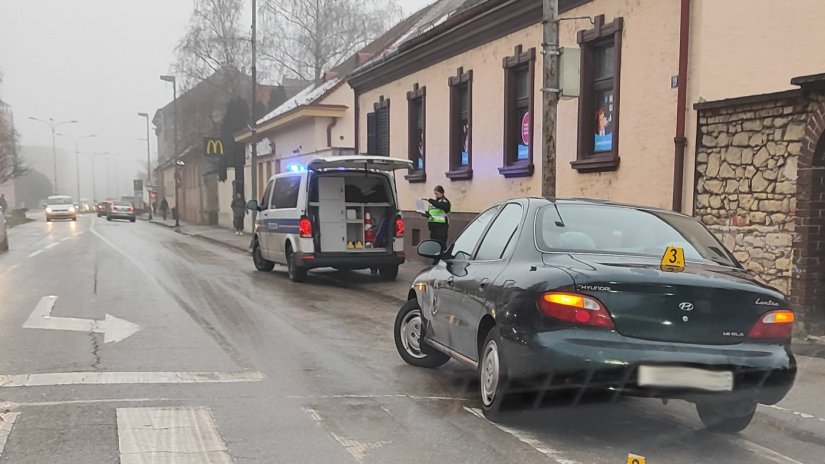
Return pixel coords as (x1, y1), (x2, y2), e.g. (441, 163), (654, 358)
(449, 203), (524, 358)
(428, 206), (499, 353)
(257, 180), (275, 259)
(269, 174), (303, 259)
(318, 177), (347, 252)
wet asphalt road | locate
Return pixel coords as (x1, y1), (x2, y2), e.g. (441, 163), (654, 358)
(1, 214), (825, 463)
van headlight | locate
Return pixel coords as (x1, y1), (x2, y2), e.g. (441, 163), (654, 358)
(68, 206), (76, 213)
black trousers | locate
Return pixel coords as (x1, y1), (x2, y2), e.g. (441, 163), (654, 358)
(429, 226), (448, 249)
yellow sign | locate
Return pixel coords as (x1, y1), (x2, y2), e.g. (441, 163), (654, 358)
(627, 454), (646, 464)
(660, 245), (686, 272)
(205, 138), (224, 156)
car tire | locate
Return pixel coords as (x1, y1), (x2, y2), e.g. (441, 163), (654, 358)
(106, 216), (112, 222)
(46, 218), (52, 222)
(0, 236), (8, 252)
(252, 239), (275, 272)
(480, 327), (511, 421)
(379, 265), (399, 281)
(286, 245), (307, 282)
(696, 399), (757, 433)
(394, 299), (449, 368)
(130, 218), (136, 223)
(72, 217), (77, 222)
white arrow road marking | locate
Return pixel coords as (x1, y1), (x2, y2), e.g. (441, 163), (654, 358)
(23, 296), (141, 343)
(0, 412), (20, 457)
(117, 407), (233, 464)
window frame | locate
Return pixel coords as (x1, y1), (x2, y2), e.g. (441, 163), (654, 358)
(500, 46), (536, 178)
(473, 203), (525, 262)
(406, 83), (427, 183)
(447, 67), (473, 181)
(261, 180), (274, 210)
(447, 206), (499, 262)
(272, 175), (302, 209)
(368, 97), (390, 157)
(573, 15), (623, 173)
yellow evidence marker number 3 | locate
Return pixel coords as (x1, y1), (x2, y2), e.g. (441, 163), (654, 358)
(660, 245), (685, 272)
(627, 454), (647, 464)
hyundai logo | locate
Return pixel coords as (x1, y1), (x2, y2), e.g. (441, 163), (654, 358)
(679, 302), (694, 312)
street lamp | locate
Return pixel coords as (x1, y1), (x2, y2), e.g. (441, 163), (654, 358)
(137, 112), (153, 220)
(29, 117), (78, 194)
(160, 74), (180, 227)
(56, 133), (96, 202)
(88, 152), (117, 199)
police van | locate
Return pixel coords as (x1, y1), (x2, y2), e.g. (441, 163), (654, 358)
(246, 156), (412, 282)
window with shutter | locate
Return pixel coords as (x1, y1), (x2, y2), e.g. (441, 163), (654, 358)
(366, 112), (377, 155)
(377, 105), (390, 156)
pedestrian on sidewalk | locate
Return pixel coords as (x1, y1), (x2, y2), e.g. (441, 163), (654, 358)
(421, 185), (451, 249)
(231, 192), (246, 236)
(0, 194), (7, 215)
(160, 198), (169, 221)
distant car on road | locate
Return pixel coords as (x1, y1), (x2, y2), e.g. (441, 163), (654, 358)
(96, 201), (110, 217)
(107, 200), (136, 223)
(44, 195), (77, 222)
(0, 206), (7, 252)
(395, 198), (796, 433)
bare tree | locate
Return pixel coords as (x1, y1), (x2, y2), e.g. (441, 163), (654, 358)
(259, 0), (401, 83)
(0, 74), (25, 186)
(172, 0), (250, 90)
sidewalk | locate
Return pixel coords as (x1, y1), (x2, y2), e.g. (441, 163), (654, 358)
(147, 215), (251, 252)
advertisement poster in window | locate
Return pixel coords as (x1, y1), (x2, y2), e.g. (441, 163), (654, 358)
(594, 91), (614, 152)
(416, 131), (424, 170)
(518, 111), (530, 160)
(461, 122), (470, 166)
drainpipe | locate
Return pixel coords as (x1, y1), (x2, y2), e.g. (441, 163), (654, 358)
(326, 117), (339, 148)
(672, 0), (691, 212)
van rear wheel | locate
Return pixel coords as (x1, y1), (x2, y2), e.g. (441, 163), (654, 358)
(286, 245), (307, 282)
(379, 265), (399, 281)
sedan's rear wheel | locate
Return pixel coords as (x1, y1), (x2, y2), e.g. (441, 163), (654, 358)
(394, 300), (449, 368)
(0, 236), (8, 252)
(480, 327), (510, 421)
(696, 399), (757, 433)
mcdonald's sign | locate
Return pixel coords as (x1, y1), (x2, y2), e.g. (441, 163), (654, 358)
(204, 137), (225, 157)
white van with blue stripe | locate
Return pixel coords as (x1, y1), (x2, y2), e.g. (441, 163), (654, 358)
(247, 156), (411, 282)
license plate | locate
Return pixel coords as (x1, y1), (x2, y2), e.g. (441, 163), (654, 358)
(638, 365), (733, 392)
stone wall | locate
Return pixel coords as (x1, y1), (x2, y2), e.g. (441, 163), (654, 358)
(695, 94), (810, 294)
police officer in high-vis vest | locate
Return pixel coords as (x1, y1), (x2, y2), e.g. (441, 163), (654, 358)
(425, 185), (451, 248)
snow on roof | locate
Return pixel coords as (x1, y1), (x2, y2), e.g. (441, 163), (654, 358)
(256, 77), (343, 126)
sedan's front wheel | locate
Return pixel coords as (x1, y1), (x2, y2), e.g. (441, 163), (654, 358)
(696, 399), (757, 433)
(394, 300), (449, 368)
(480, 327), (511, 421)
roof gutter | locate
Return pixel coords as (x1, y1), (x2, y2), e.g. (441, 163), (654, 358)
(672, 0), (691, 213)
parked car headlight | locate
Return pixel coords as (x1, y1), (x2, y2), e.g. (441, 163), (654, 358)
(45, 207), (53, 213)
(68, 206), (76, 213)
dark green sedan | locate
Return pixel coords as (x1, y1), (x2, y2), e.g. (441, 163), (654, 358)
(394, 198), (796, 433)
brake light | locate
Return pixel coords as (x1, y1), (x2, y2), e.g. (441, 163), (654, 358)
(538, 292), (615, 329)
(299, 217), (313, 238)
(748, 310), (795, 339)
(394, 216), (404, 237)
(128, 206), (134, 212)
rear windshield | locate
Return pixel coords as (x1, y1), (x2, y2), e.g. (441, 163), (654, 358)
(535, 204), (737, 267)
(113, 201), (131, 206)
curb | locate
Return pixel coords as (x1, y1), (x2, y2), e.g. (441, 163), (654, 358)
(793, 339), (825, 359)
(148, 220), (177, 229)
(189, 233), (250, 254)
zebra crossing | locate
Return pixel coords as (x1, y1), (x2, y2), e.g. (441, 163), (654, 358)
(0, 407), (234, 464)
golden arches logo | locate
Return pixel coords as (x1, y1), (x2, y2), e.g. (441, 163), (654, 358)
(206, 139), (224, 156)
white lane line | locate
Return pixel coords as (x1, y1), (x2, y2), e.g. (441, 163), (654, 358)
(26, 250), (44, 258)
(0, 370), (264, 387)
(117, 407), (233, 464)
(464, 407), (579, 464)
(1, 398), (180, 409)
(45, 242), (59, 249)
(765, 404), (824, 422)
(734, 438), (805, 464)
(0, 412), (20, 457)
(60, 237), (71, 242)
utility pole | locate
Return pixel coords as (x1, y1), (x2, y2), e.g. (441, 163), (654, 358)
(29, 117), (77, 194)
(138, 112), (153, 220)
(249, 0), (259, 246)
(541, 0), (560, 199)
(160, 75), (180, 226)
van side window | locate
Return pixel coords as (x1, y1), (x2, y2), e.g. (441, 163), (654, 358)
(261, 180), (274, 210)
(273, 176), (301, 209)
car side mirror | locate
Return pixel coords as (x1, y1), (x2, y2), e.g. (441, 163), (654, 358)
(417, 240), (444, 260)
(246, 200), (260, 211)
